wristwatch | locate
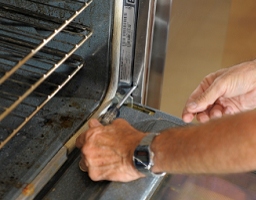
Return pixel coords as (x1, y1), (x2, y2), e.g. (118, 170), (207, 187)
(133, 132), (166, 177)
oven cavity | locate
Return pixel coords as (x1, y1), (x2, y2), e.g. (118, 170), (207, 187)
(0, 0), (93, 149)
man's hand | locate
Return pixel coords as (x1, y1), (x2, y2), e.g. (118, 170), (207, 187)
(75, 118), (146, 182)
(182, 60), (256, 123)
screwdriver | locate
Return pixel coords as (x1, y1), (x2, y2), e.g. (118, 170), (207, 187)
(99, 85), (137, 125)
(99, 45), (145, 125)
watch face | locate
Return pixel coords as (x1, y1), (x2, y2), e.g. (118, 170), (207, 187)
(134, 146), (150, 169)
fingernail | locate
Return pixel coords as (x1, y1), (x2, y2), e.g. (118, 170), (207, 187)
(79, 160), (88, 172)
(90, 119), (101, 127)
(188, 102), (197, 109)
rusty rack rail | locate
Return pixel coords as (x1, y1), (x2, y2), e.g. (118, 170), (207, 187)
(0, 0), (93, 149)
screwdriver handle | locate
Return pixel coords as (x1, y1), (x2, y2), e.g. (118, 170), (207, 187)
(99, 86), (136, 125)
(99, 107), (119, 125)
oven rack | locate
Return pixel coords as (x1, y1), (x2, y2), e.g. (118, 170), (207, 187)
(0, 0), (93, 149)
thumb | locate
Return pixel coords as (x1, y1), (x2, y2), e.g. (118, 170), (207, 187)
(187, 83), (225, 113)
(89, 118), (102, 128)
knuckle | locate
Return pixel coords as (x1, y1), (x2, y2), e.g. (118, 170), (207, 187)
(213, 78), (225, 90)
(81, 144), (94, 158)
(81, 144), (89, 153)
(89, 171), (102, 181)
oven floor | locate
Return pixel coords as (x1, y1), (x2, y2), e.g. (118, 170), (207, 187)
(36, 105), (186, 200)
(0, 97), (98, 198)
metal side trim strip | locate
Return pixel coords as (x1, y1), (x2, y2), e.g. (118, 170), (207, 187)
(15, 147), (68, 200)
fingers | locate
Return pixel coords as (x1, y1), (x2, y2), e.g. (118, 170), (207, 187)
(182, 69), (229, 123)
(76, 119), (102, 149)
(184, 103), (225, 123)
(209, 104), (224, 119)
(183, 62), (256, 122)
(196, 112), (210, 123)
(182, 112), (195, 123)
(189, 82), (225, 111)
(75, 134), (85, 149)
(89, 118), (102, 128)
(78, 141), (137, 181)
(79, 153), (89, 172)
(183, 81), (227, 123)
(80, 153), (142, 182)
(195, 108), (222, 123)
(76, 118), (144, 181)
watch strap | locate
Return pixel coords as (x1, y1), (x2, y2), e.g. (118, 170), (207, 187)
(133, 132), (166, 177)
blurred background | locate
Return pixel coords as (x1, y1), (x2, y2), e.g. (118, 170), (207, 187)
(160, 0), (256, 119)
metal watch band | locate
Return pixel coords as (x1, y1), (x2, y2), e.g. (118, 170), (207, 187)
(133, 132), (166, 177)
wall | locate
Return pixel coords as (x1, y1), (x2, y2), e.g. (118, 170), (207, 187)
(160, 0), (256, 119)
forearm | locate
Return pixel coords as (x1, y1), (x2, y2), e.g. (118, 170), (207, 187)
(152, 110), (256, 174)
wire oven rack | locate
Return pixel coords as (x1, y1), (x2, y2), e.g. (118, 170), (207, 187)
(0, 0), (93, 149)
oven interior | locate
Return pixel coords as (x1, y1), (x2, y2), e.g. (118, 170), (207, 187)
(0, 0), (114, 198)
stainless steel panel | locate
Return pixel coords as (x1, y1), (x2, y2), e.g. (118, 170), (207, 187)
(152, 173), (256, 199)
(146, 0), (172, 108)
(132, 0), (172, 109)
